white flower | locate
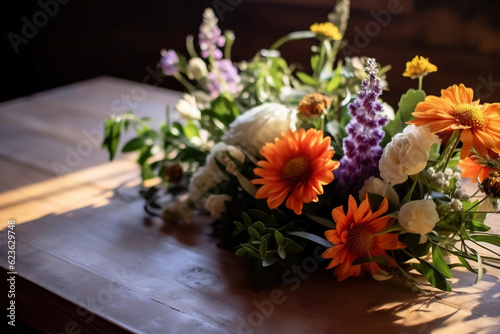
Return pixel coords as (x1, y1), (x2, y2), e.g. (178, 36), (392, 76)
(188, 142), (245, 206)
(162, 199), (193, 224)
(222, 102), (297, 156)
(359, 176), (400, 206)
(204, 194), (232, 219)
(379, 125), (441, 185)
(398, 199), (440, 243)
(175, 94), (201, 120)
(186, 57), (208, 81)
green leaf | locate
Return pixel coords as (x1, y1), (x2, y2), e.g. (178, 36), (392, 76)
(303, 213), (336, 229)
(274, 230), (284, 246)
(288, 231), (333, 248)
(183, 120), (200, 139)
(252, 221), (266, 235)
(247, 226), (261, 241)
(457, 256), (477, 274)
(241, 244), (262, 259)
(262, 258), (276, 267)
(382, 89), (426, 146)
(296, 71), (319, 86)
(419, 259), (452, 291)
(431, 246), (452, 278)
(235, 248), (248, 257)
(104, 118), (122, 160)
(259, 242), (267, 258)
(470, 234), (500, 247)
(325, 61), (343, 92)
(121, 137), (144, 152)
(470, 249), (484, 283)
(282, 237), (304, 254)
(242, 212), (252, 227)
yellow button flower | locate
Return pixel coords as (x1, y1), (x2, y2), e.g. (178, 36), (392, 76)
(310, 22), (342, 40)
(403, 55), (437, 79)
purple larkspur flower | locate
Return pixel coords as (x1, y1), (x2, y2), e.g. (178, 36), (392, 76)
(335, 58), (388, 197)
(205, 59), (241, 98)
(160, 49), (179, 76)
(198, 8), (225, 60)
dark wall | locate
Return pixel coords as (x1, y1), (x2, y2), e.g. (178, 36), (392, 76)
(2, 0), (500, 107)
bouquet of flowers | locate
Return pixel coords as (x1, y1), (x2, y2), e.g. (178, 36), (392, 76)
(103, 1), (500, 292)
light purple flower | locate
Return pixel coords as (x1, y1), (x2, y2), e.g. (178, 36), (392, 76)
(335, 58), (388, 197)
(198, 8), (225, 60)
(205, 59), (241, 98)
(160, 49), (179, 76)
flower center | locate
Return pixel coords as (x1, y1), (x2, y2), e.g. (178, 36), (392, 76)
(453, 104), (486, 129)
(483, 171), (500, 198)
(282, 156), (311, 186)
(345, 224), (373, 257)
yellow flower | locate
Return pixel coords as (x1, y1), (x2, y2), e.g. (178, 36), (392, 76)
(403, 55), (437, 79)
(310, 22), (342, 40)
(298, 93), (332, 118)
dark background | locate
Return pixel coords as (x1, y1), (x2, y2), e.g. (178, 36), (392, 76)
(2, 0), (500, 108)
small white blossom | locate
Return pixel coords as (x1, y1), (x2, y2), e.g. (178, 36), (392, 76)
(204, 194), (232, 219)
(451, 199), (462, 212)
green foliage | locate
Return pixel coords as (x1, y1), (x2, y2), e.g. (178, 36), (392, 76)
(382, 89), (426, 146)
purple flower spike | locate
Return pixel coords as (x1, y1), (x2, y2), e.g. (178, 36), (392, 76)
(335, 58), (388, 197)
(198, 8), (225, 60)
(205, 59), (242, 98)
(160, 49), (179, 76)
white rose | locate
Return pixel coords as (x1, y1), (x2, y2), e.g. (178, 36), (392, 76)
(380, 125), (440, 185)
(398, 199), (440, 243)
(204, 194), (232, 219)
(188, 143), (245, 205)
(175, 94), (201, 120)
(222, 102), (297, 156)
(359, 176), (400, 206)
(186, 57), (208, 81)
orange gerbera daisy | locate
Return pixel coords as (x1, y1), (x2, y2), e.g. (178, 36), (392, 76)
(251, 128), (339, 215)
(408, 84), (500, 159)
(458, 157), (492, 183)
(322, 195), (405, 281)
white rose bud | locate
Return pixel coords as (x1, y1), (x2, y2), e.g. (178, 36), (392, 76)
(175, 94), (202, 120)
(379, 125), (441, 185)
(398, 199), (440, 243)
(186, 57), (208, 81)
(359, 176), (400, 206)
(204, 194), (232, 219)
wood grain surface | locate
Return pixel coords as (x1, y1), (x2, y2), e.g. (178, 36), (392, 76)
(0, 77), (499, 334)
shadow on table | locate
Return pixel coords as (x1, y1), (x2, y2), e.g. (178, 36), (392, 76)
(2, 189), (499, 334)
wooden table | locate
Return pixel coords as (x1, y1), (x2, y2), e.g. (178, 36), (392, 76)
(1, 77), (499, 334)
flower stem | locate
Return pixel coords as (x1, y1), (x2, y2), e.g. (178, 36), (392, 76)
(174, 72), (197, 92)
(439, 130), (461, 172)
(418, 76), (423, 91)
